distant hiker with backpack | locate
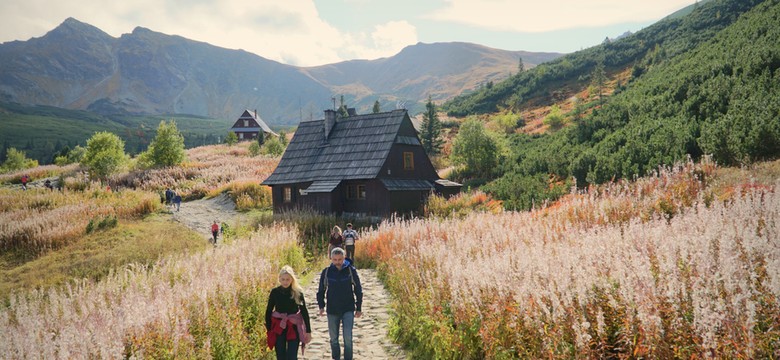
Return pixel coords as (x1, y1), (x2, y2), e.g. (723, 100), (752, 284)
(317, 247), (362, 360)
(342, 223), (359, 261)
(211, 220), (219, 244)
(173, 193), (182, 212)
(21, 174), (29, 190)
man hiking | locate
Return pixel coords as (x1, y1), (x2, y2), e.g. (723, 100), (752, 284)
(317, 247), (362, 360)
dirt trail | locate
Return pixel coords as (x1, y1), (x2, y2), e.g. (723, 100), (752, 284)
(302, 268), (407, 360)
(170, 196), (407, 358)
(170, 193), (242, 241)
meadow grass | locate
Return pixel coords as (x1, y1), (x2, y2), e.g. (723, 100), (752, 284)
(0, 185), (160, 257)
(0, 214), (207, 296)
(110, 142), (278, 202)
(361, 160), (780, 359)
(0, 223), (306, 358)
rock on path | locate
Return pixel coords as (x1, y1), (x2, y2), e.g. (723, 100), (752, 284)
(303, 268), (407, 360)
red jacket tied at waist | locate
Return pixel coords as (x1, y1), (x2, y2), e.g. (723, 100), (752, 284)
(266, 311), (311, 353)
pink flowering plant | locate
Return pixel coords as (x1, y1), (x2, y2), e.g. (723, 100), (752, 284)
(363, 160), (780, 358)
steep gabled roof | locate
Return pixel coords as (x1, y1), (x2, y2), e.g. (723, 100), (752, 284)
(262, 109), (411, 185)
(231, 109), (278, 136)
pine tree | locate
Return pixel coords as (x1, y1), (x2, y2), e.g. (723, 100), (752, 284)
(337, 95), (349, 118)
(373, 100), (381, 113)
(591, 58), (607, 104)
(419, 96), (444, 155)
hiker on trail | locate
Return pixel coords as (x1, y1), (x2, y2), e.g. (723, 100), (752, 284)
(165, 188), (173, 206)
(317, 247), (362, 360)
(21, 175), (28, 190)
(328, 225), (343, 256)
(342, 223), (359, 261)
(44, 179), (53, 191)
(265, 265), (312, 360)
(211, 221), (219, 244)
(173, 193), (182, 212)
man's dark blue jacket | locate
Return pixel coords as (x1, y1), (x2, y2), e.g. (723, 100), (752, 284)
(317, 259), (363, 315)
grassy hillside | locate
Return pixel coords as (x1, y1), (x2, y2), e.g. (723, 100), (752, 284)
(0, 102), (231, 164)
(443, 0), (763, 117)
(440, 0), (780, 210)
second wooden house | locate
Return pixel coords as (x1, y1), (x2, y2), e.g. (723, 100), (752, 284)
(262, 109), (460, 216)
(230, 109), (278, 141)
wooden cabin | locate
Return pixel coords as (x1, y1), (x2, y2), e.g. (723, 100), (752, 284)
(230, 109), (278, 141)
(262, 109), (461, 216)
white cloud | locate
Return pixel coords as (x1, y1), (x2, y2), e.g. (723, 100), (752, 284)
(0, 0), (418, 66)
(426, 0), (696, 32)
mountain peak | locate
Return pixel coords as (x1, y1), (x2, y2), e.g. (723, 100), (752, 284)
(47, 17), (112, 40)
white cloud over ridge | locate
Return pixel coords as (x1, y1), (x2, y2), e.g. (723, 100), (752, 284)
(427, 0), (695, 32)
(0, 0), (417, 66)
(0, 0), (695, 66)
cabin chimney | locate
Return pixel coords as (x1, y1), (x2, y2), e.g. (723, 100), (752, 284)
(254, 109), (258, 119)
(324, 109), (337, 140)
(347, 107), (357, 117)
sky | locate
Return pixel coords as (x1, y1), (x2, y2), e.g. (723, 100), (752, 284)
(0, 0), (696, 67)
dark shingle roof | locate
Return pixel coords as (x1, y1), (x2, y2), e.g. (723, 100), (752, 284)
(263, 109), (409, 185)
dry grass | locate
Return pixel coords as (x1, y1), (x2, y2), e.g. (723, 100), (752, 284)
(110, 142), (278, 201)
(0, 214), (207, 295)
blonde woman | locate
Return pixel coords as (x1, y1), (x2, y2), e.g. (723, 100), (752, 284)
(328, 225), (343, 256)
(266, 265), (312, 359)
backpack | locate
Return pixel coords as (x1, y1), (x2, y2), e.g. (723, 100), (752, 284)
(322, 265), (355, 293)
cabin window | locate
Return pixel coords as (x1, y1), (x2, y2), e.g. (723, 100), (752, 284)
(238, 132), (244, 139)
(243, 120), (249, 127)
(283, 187), (292, 203)
(403, 152), (414, 170)
(347, 185), (366, 200)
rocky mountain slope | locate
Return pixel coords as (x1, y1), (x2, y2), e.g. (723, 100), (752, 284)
(0, 18), (562, 125)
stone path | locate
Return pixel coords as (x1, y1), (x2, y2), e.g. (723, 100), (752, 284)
(302, 268), (407, 360)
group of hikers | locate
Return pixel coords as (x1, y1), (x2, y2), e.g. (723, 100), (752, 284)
(266, 248), (362, 360)
(266, 225), (362, 360)
(164, 187), (182, 211)
(328, 223), (360, 260)
(19, 174), (57, 191)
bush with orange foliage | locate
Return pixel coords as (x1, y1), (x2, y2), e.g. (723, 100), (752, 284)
(424, 190), (503, 218)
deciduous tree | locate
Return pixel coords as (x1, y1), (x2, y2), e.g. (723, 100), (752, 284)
(225, 131), (238, 145)
(145, 120), (185, 167)
(451, 118), (499, 178)
(1, 148), (38, 172)
(82, 132), (127, 180)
